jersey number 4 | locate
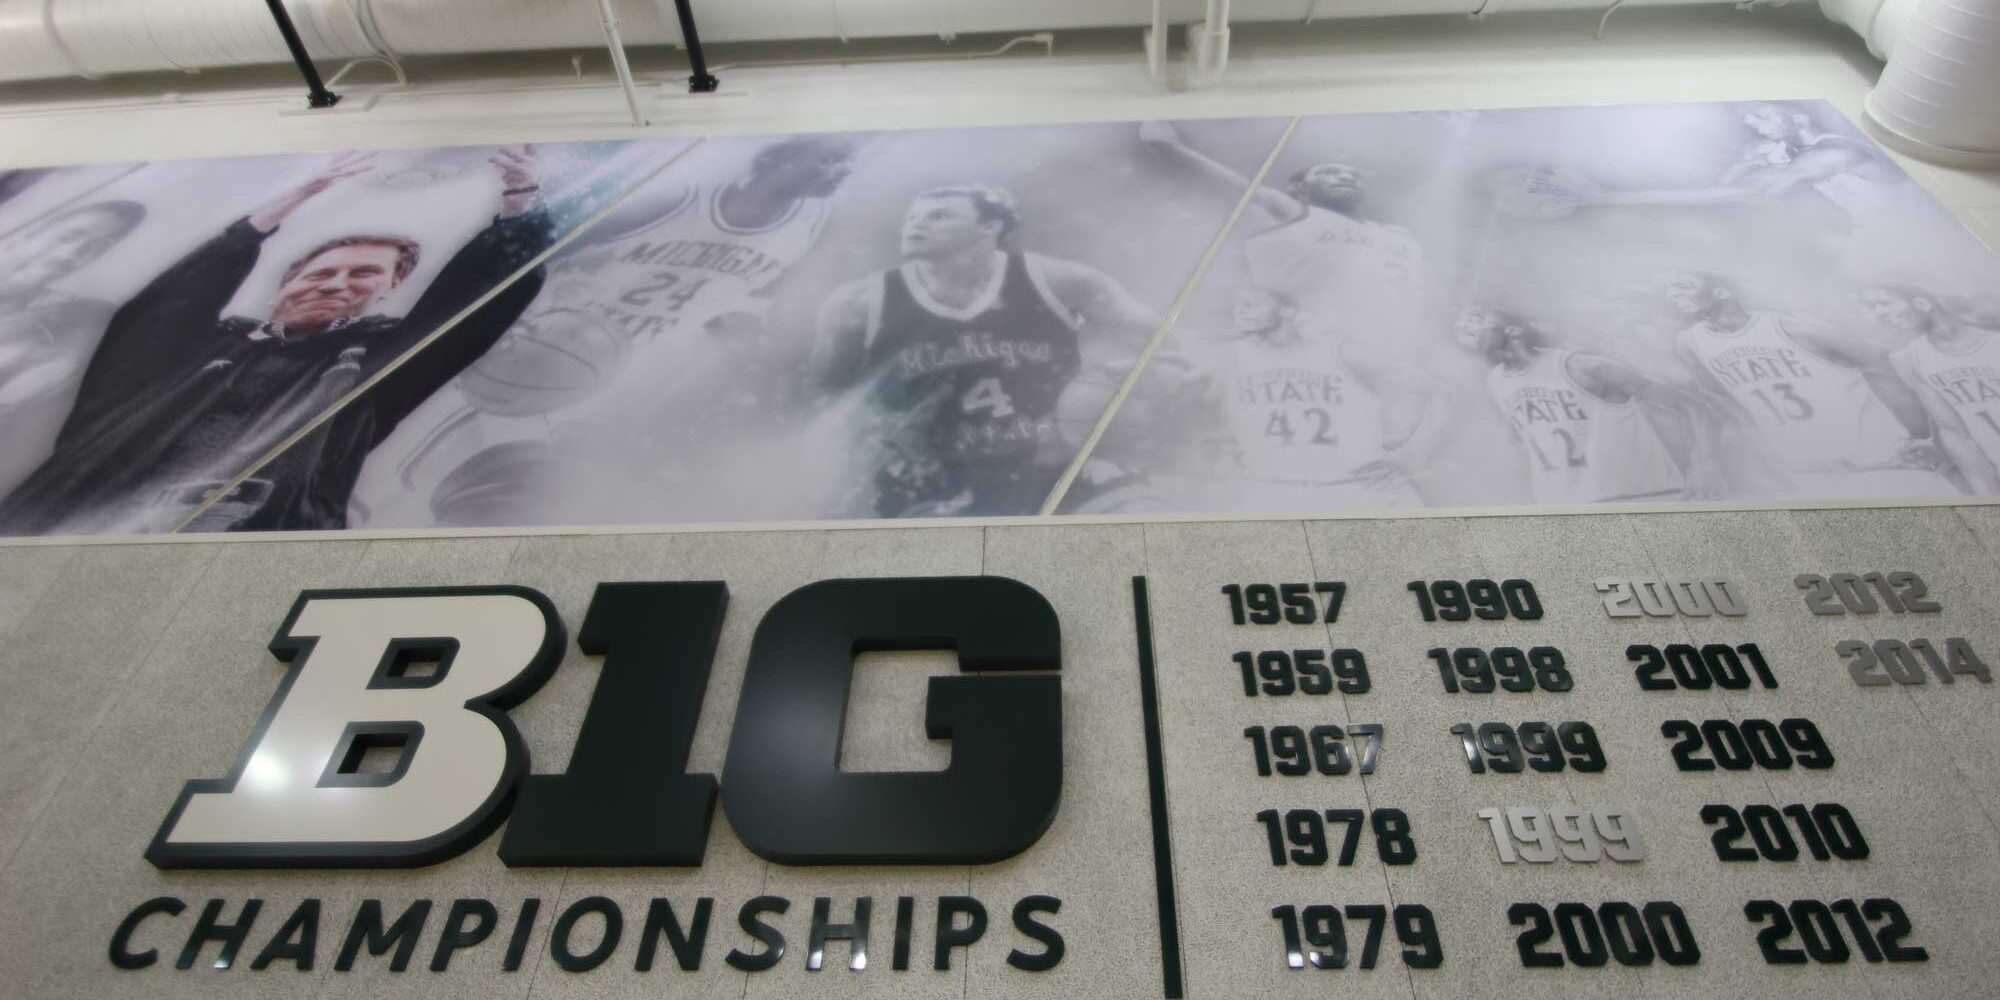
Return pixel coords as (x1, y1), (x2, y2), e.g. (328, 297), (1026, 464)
(963, 377), (1017, 418)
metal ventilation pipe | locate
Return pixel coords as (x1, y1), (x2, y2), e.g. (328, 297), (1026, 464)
(1821, 0), (1926, 56)
(1191, 0), (1231, 83)
(1864, 0), (2000, 165)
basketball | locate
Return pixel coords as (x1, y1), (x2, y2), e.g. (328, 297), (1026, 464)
(455, 306), (628, 416)
(360, 148), (494, 190)
(428, 440), (561, 526)
(1056, 361), (1126, 434)
(1486, 165), (1598, 219)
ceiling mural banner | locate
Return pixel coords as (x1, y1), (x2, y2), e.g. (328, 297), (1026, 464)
(253, 118), (1291, 530)
(0, 102), (1996, 538)
(1071, 101), (2000, 515)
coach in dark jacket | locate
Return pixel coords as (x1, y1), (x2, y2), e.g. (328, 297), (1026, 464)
(0, 146), (554, 535)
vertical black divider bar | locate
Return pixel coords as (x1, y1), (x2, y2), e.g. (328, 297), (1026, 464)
(1131, 576), (1185, 999)
(263, 0), (341, 109)
(672, 0), (721, 93)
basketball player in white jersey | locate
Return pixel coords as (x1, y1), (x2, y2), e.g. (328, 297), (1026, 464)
(1454, 306), (1722, 505)
(1870, 284), (2000, 494)
(1619, 104), (1909, 210)
(558, 133), (857, 349)
(1199, 287), (1443, 512)
(1137, 121), (1428, 354)
(1541, 104), (1987, 290)
(815, 184), (1159, 517)
(1664, 271), (1961, 500)
(355, 135), (859, 526)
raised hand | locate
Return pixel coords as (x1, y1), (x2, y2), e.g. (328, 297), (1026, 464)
(249, 151), (376, 232)
(1137, 120), (1184, 149)
(1896, 436), (1947, 471)
(1349, 458), (1406, 488)
(1683, 451), (1732, 501)
(492, 144), (544, 219)
(298, 151), (377, 198)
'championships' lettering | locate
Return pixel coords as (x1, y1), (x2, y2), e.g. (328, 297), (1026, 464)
(110, 894), (1065, 974)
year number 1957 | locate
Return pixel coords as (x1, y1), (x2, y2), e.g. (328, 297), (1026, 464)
(1224, 582), (1346, 625)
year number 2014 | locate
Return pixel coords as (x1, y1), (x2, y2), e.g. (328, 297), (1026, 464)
(1837, 637), (1989, 687)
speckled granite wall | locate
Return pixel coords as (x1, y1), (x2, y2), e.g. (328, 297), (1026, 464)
(3, 506), (1997, 998)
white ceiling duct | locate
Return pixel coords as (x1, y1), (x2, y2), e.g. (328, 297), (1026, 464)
(0, 1), (80, 80)
(1820, 0), (1927, 55)
(0, 0), (382, 80)
(1864, 0), (2000, 164)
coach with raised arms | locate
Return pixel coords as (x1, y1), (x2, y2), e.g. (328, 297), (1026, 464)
(0, 146), (554, 535)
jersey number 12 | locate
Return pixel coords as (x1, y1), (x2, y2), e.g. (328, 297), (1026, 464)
(1526, 429), (1586, 471)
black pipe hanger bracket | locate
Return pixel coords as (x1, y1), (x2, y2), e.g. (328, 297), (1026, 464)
(673, 0), (721, 93)
(264, 0), (341, 109)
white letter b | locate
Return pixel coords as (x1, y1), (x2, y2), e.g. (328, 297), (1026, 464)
(148, 587), (563, 868)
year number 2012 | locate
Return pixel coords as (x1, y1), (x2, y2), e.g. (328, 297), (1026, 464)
(1796, 572), (1939, 616)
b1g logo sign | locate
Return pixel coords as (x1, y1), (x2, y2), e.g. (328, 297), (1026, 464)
(147, 577), (1063, 869)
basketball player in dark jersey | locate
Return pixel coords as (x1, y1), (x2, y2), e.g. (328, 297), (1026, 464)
(815, 184), (1158, 516)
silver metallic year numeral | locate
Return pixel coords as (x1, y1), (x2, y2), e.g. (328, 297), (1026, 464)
(1836, 638), (1990, 687)
(1478, 805), (1647, 863)
(1597, 578), (1746, 619)
(1796, 572), (1941, 616)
